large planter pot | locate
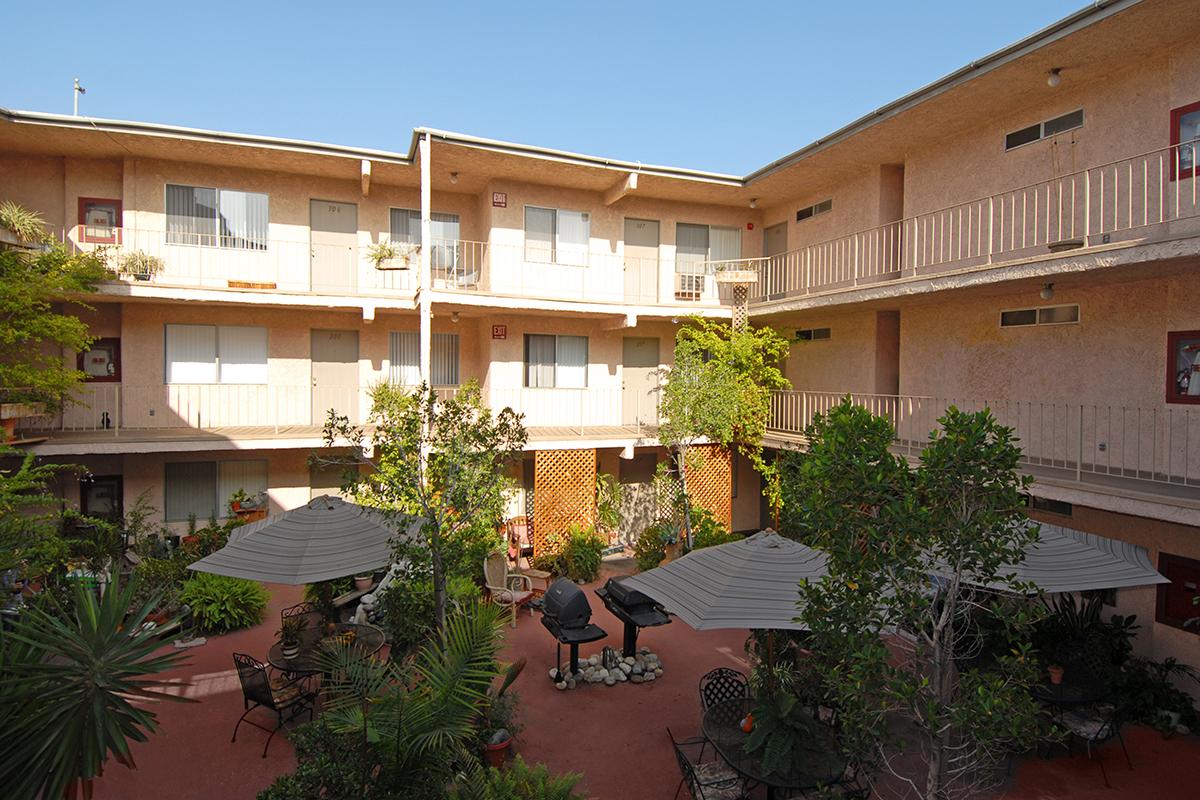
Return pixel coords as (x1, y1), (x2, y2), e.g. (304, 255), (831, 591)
(484, 736), (512, 768)
(1047, 665), (1065, 685)
(354, 575), (373, 591)
(281, 642), (301, 660)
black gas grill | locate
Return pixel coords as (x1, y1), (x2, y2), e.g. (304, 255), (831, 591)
(595, 577), (671, 657)
(540, 577), (607, 677)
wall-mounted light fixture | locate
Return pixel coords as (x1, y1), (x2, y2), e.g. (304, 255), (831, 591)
(749, 198), (758, 209)
(1047, 68), (1062, 88)
(1040, 282), (1055, 300)
(449, 172), (459, 184)
(450, 311), (461, 323)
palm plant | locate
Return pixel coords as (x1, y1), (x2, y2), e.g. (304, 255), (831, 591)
(0, 200), (49, 243)
(0, 577), (192, 800)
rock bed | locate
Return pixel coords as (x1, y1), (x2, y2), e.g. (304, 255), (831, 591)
(549, 646), (663, 690)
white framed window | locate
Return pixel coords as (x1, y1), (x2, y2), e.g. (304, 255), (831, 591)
(166, 184), (268, 249)
(524, 334), (588, 388)
(164, 459), (267, 521)
(796, 199), (833, 222)
(999, 304), (1080, 327)
(1005, 110), (1084, 151)
(165, 324), (268, 384)
(675, 223), (741, 299)
(524, 206), (590, 266)
(388, 331), (460, 387)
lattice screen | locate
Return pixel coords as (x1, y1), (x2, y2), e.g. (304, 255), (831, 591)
(688, 444), (732, 528)
(532, 448), (597, 555)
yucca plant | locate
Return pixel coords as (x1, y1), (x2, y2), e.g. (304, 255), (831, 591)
(0, 578), (192, 800)
(0, 200), (49, 244)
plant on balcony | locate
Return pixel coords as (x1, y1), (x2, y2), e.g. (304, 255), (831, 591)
(368, 239), (420, 270)
(319, 380), (527, 632)
(115, 249), (164, 280)
(0, 200), (49, 244)
(788, 400), (1044, 800)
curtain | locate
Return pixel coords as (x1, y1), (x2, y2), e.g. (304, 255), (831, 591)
(164, 461), (217, 521)
(216, 189), (268, 250)
(709, 226), (742, 263)
(389, 331), (420, 385)
(390, 209), (420, 244)
(431, 333), (460, 386)
(430, 212), (461, 273)
(555, 210), (589, 266)
(524, 207), (555, 263)
(216, 460), (268, 518)
(525, 334), (556, 387)
(166, 184), (217, 246)
(555, 335), (588, 388)
(217, 326), (268, 384)
(165, 324), (218, 384)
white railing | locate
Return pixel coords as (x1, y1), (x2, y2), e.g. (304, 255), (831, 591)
(768, 390), (1198, 490)
(489, 387), (658, 434)
(65, 227), (417, 296)
(739, 138), (1200, 302)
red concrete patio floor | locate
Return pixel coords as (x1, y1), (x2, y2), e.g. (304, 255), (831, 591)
(93, 563), (1199, 799)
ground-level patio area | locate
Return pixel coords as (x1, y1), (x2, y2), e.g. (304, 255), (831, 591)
(94, 561), (1198, 799)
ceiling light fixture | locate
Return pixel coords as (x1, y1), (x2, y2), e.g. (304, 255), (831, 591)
(450, 311), (460, 323)
(449, 172), (459, 184)
(1040, 282), (1055, 300)
(1047, 68), (1062, 88)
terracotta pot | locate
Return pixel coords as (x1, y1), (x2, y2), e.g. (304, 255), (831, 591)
(354, 575), (373, 591)
(484, 737), (511, 768)
(1047, 665), (1065, 685)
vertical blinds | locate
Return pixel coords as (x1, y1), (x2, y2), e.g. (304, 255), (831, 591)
(676, 223), (741, 264)
(165, 324), (218, 384)
(388, 332), (460, 386)
(525, 334), (587, 388)
(165, 460), (267, 521)
(524, 207), (589, 265)
(525, 207), (555, 263)
(166, 184), (268, 249)
(165, 324), (267, 384)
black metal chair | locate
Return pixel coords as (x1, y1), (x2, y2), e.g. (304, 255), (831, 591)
(668, 727), (753, 800)
(699, 667), (749, 712)
(1060, 702), (1132, 787)
(231, 652), (317, 757)
(281, 600), (323, 631)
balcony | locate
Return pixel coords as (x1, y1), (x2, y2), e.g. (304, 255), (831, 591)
(767, 390), (1199, 503)
(490, 387), (659, 439)
(720, 139), (1200, 305)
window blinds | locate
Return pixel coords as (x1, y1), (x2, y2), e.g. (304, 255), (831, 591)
(555, 210), (589, 266)
(165, 324), (218, 384)
(164, 461), (217, 521)
(524, 334), (587, 388)
(525, 334), (557, 387)
(525, 207), (555, 263)
(217, 326), (268, 384)
(389, 332), (460, 386)
(216, 460), (268, 514)
(166, 324), (267, 384)
(166, 184), (267, 249)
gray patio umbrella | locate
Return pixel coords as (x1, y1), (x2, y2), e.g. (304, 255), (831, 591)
(621, 530), (828, 631)
(188, 495), (419, 584)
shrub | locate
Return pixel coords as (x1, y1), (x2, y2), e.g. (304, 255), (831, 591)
(688, 507), (739, 551)
(534, 525), (606, 582)
(179, 572), (269, 633)
(449, 756), (586, 800)
(257, 719), (379, 800)
(130, 554), (189, 615)
(380, 573), (480, 654)
(634, 525), (668, 572)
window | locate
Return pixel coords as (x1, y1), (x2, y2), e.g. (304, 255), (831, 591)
(78, 198), (121, 244)
(1028, 495), (1073, 516)
(1167, 330), (1200, 404)
(1157, 553), (1200, 632)
(164, 460), (267, 522)
(796, 199), (833, 222)
(524, 206), (590, 266)
(794, 327), (831, 341)
(390, 209), (461, 271)
(1004, 109), (1084, 151)
(388, 331), (460, 387)
(676, 223), (741, 300)
(77, 337), (120, 382)
(999, 304), (1079, 327)
(164, 324), (267, 384)
(524, 334), (588, 388)
(1170, 100), (1200, 181)
(166, 184), (268, 249)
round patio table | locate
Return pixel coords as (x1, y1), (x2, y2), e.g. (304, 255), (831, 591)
(268, 622), (385, 675)
(1032, 672), (1107, 709)
(702, 697), (848, 800)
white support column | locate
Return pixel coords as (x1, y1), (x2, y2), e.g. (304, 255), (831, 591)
(419, 133), (433, 386)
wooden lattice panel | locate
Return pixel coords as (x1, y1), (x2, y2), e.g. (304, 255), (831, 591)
(688, 444), (732, 528)
(533, 448), (597, 555)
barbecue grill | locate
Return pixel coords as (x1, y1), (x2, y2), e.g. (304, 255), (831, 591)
(595, 577), (671, 657)
(540, 577), (607, 678)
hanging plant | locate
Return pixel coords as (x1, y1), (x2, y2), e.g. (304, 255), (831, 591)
(368, 240), (420, 269)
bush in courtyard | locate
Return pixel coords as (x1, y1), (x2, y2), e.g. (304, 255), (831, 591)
(687, 507), (738, 551)
(256, 718), (380, 800)
(449, 756), (586, 800)
(179, 572), (269, 633)
(634, 524), (669, 572)
(533, 525), (606, 582)
(380, 572), (481, 654)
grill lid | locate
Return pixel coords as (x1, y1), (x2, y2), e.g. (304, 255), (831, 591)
(603, 577), (655, 609)
(543, 577), (592, 628)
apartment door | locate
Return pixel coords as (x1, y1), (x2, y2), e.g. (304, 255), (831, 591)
(763, 222), (788, 298)
(310, 200), (358, 293)
(622, 337), (660, 426)
(311, 329), (359, 425)
(623, 218), (660, 303)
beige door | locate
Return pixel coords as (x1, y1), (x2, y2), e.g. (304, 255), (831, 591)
(623, 218), (660, 303)
(622, 337), (660, 426)
(763, 222), (788, 298)
(311, 329), (359, 425)
(310, 200), (358, 293)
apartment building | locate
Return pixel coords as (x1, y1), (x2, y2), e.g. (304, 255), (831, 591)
(1, 0), (1198, 665)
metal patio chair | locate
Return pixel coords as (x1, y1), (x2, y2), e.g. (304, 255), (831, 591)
(231, 652), (317, 757)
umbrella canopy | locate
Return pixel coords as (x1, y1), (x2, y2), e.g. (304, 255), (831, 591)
(621, 530), (828, 631)
(188, 495), (419, 584)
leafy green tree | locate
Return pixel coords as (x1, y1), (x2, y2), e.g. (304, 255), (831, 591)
(0, 578), (191, 800)
(788, 400), (1044, 800)
(0, 244), (110, 408)
(658, 319), (790, 545)
(0, 448), (71, 577)
(321, 381), (526, 631)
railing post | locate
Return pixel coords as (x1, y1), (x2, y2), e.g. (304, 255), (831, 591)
(1083, 169), (1091, 245)
(987, 196), (994, 262)
(114, 384), (121, 437)
(1076, 404), (1084, 481)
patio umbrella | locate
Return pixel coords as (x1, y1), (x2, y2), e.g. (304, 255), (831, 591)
(188, 495), (420, 584)
(621, 530), (828, 632)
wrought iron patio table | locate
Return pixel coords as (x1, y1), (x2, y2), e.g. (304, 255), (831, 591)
(1032, 674), (1107, 709)
(267, 622), (385, 675)
(702, 697), (848, 799)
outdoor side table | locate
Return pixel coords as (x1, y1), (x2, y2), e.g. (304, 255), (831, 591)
(268, 622), (386, 675)
(520, 568), (553, 597)
(702, 697), (848, 800)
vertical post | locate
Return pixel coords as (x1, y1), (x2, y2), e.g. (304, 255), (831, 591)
(419, 132), (433, 386)
(1076, 405), (1084, 482)
(986, 196), (994, 262)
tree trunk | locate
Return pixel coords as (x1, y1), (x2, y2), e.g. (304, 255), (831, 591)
(676, 447), (693, 550)
(431, 527), (447, 632)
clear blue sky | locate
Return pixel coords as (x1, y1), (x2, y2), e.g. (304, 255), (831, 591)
(1, 0), (1083, 174)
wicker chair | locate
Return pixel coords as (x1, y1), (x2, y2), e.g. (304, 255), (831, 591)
(699, 667), (749, 712)
(668, 727), (753, 800)
(231, 653), (317, 757)
(484, 550), (534, 628)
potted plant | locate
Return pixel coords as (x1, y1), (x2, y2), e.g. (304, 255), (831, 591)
(354, 574), (374, 591)
(0, 200), (49, 247)
(367, 239), (420, 270)
(116, 250), (164, 281)
(479, 658), (526, 768)
(1047, 664), (1065, 685)
(277, 615), (309, 660)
